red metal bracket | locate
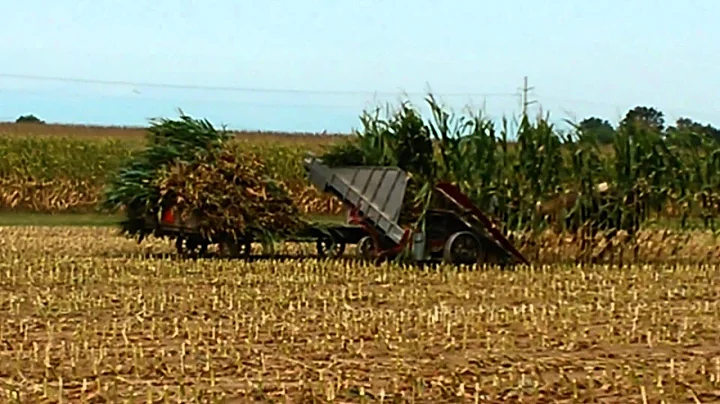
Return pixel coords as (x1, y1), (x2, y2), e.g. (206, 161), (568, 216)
(348, 207), (411, 261)
(435, 182), (530, 265)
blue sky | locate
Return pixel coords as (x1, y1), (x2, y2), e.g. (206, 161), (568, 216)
(1, 0), (719, 133)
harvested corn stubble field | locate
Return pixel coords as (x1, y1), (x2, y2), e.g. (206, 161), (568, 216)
(1, 226), (720, 403)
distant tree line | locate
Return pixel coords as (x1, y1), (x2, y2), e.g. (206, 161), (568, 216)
(15, 114), (45, 124)
(10, 108), (720, 146)
(577, 106), (720, 145)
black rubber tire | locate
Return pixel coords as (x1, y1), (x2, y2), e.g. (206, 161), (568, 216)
(443, 231), (483, 264)
(356, 236), (376, 260)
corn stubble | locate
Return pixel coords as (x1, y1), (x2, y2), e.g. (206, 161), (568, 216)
(0, 226), (719, 403)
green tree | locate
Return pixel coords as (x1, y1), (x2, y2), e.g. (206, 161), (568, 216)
(667, 117), (720, 145)
(578, 117), (616, 144)
(15, 114), (45, 124)
(620, 106), (665, 133)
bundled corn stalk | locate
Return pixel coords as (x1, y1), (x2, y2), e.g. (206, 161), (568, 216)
(101, 112), (307, 244)
(154, 145), (307, 244)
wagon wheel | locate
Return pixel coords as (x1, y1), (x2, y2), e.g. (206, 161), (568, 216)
(316, 234), (346, 258)
(443, 231), (483, 265)
(188, 237), (209, 257)
(175, 236), (208, 258)
(356, 236), (377, 260)
(218, 238), (252, 259)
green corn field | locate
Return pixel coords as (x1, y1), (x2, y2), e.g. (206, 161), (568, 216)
(1, 95), (719, 237)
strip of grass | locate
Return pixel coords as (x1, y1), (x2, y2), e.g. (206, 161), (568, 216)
(0, 212), (345, 227)
(0, 213), (123, 227)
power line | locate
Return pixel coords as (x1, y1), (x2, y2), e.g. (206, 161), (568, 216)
(0, 73), (519, 98)
(7, 73), (713, 124)
(0, 87), (372, 109)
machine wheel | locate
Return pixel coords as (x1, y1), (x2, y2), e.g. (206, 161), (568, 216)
(356, 236), (377, 260)
(316, 234), (346, 258)
(443, 231), (483, 264)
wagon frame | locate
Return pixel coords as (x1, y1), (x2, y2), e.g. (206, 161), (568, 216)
(144, 208), (369, 259)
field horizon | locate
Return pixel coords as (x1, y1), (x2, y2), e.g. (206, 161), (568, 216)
(0, 121), (350, 141)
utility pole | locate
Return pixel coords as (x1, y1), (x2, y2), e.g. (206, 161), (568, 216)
(520, 76), (537, 118)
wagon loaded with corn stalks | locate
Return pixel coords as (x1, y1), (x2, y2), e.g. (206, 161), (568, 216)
(102, 113), (528, 265)
(101, 114), (367, 259)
